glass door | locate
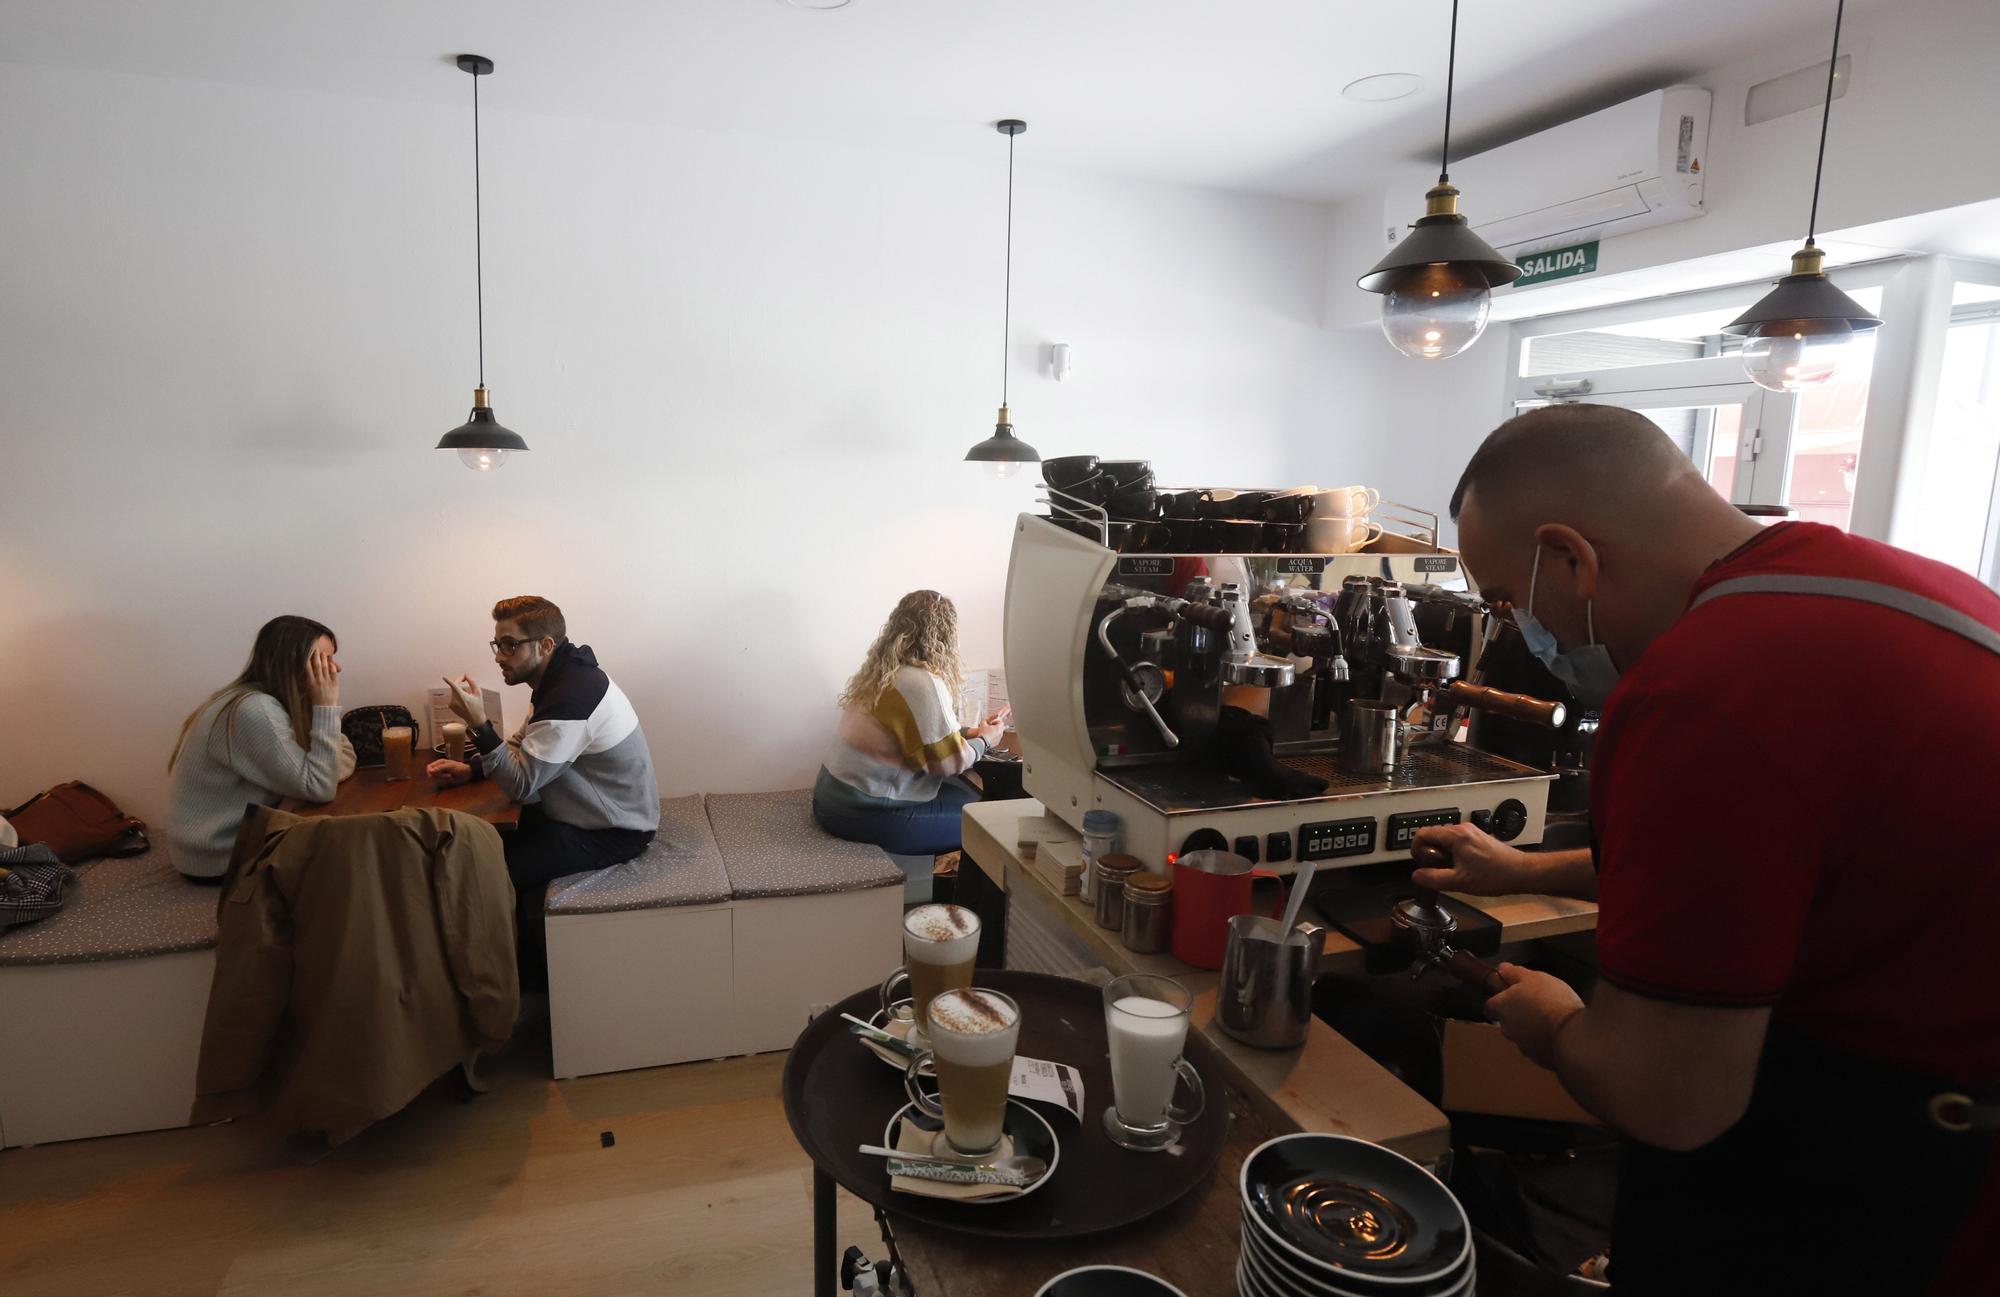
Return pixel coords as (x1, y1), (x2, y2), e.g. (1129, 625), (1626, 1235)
(1518, 379), (1795, 508)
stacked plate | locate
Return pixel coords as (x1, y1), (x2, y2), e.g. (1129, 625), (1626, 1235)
(1236, 1134), (1475, 1297)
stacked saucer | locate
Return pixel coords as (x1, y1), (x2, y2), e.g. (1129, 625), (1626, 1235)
(1236, 1134), (1475, 1297)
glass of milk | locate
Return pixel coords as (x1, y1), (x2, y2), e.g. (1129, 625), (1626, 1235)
(1101, 974), (1205, 1152)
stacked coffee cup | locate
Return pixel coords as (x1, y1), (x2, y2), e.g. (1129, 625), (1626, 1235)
(1236, 1134), (1476, 1296)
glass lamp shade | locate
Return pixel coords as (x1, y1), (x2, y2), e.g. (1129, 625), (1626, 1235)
(1722, 247), (1881, 393)
(436, 391), (529, 470)
(1358, 185), (1519, 361)
(1378, 262), (1494, 360)
(1739, 327), (1857, 393)
(965, 407), (1039, 476)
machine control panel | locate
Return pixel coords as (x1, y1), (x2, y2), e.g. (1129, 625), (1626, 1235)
(1385, 808), (1463, 850)
(1298, 817), (1378, 861)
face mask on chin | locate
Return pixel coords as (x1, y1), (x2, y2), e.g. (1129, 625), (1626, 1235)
(1513, 546), (1622, 707)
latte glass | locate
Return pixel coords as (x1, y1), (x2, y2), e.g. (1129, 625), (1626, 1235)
(881, 903), (980, 1048)
(904, 987), (1021, 1158)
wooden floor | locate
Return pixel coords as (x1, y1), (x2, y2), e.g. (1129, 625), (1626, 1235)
(0, 1019), (877, 1297)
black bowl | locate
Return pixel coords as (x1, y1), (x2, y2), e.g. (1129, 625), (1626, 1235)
(1098, 459), (1153, 490)
(1261, 522), (1306, 553)
(1048, 471), (1113, 507)
(1227, 490), (1275, 520)
(1240, 1134), (1471, 1285)
(1163, 518), (1204, 551)
(1108, 486), (1161, 520)
(1041, 454), (1100, 490)
(1158, 489), (1213, 520)
(1259, 493), (1314, 524)
(1197, 519), (1265, 552)
(1033, 1266), (1189, 1297)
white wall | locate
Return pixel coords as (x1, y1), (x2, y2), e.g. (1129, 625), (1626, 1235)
(1306, 0), (2000, 542)
(0, 62), (1347, 822)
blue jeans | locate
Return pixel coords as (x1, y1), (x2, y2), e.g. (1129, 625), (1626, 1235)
(811, 767), (980, 856)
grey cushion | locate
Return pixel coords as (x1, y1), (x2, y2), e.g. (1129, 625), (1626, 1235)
(544, 795), (731, 914)
(706, 789), (905, 900)
(0, 848), (219, 967)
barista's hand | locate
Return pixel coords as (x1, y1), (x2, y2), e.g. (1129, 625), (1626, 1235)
(305, 650), (341, 708)
(427, 759), (473, 787)
(1485, 963), (1584, 1071)
(440, 674), (488, 727)
(1411, 823), (1530, 896)
(976, 707), (1011, 745)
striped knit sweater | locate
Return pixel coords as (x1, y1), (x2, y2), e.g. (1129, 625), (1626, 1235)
(166, 692), (356, 878)
(820, 666), (983, 803)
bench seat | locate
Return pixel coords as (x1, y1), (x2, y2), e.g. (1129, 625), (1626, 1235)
(703, 790), (903, 1055)
(0, 849), (215, 1147)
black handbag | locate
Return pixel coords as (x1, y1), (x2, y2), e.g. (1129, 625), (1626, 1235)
(341, 705), (422, 769)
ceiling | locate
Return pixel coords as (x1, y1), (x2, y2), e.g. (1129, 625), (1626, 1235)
(0, 0), (1889, 203)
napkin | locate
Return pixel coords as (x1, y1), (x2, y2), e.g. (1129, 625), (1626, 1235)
(887, 1121), (1029, 1202)
(852, 1014), (918, 1065)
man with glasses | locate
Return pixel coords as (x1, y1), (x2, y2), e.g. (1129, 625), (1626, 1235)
(431, 595), (660, 990)
(1415, 404), (1997, 1295)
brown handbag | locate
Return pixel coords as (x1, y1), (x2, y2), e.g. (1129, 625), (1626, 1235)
(4, 782), (150, 864)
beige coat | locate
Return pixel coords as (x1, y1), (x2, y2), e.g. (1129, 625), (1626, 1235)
(193, 805), (518, 1144)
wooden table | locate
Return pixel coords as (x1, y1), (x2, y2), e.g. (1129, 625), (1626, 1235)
(958, 799), (1601, 1165)
(282, 762), (520, 829)
(889, 1085), (1278, 1297)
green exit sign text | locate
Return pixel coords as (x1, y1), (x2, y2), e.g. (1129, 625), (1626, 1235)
(1514, 240), (1599, 286)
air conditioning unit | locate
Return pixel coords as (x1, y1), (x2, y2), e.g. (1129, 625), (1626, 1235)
(1382, 86), (1710, 259)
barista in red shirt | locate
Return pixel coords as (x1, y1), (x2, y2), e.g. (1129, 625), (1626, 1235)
(1413, 403), (1999, 1297)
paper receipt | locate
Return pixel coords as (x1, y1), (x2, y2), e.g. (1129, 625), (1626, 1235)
(1010, 1055), (1085, 1121)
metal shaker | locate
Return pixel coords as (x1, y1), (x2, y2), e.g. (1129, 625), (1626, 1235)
(1217, 914), (1326, 1049)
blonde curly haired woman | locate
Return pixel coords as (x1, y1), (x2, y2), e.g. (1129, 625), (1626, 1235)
(812, 590), (1009, 854)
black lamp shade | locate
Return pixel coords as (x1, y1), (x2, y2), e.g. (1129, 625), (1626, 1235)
(1359, 213), (1521, 293)
(964, 417), (1039, 464)
(437, 405), (530, 453)
(1721, 272), (1881, 339)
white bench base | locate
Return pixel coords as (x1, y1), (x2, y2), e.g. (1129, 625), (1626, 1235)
(0, 948), (213, 1148)
(547, 903), (736, 1080)
(731, 887), (902, 1056)
(545, 884), (902, 1078)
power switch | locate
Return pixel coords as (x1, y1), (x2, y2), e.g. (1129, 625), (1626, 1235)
(1265, 832), (1293, 864)
(1233, 835), (1260, 863)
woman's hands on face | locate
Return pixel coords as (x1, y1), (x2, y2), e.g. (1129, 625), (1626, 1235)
(306, 650), (341, 708)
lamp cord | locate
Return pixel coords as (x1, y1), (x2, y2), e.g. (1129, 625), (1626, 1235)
(473, 66), (486, 389)
(1001, 127), (1015, 409)
(1804, 0), (1844, 248)
(1439, 0), (1458, 184)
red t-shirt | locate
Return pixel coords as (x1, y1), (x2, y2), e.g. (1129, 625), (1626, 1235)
(1591, 523), (2000, 1083)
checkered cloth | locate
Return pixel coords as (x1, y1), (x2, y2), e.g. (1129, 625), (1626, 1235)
(0, 843), (78, 929)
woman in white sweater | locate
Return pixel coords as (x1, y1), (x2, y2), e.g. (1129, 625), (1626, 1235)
(812, 591), (1007, 855)
(166, 615), (355, 880)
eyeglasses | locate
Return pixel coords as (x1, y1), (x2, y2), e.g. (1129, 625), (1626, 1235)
(490, 637), (534, 656)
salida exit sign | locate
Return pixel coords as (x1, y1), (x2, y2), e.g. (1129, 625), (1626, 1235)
(1514, 239), (1599, 286)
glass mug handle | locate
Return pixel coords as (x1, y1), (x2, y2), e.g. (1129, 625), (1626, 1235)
(1166, 1056), (1205, 1126)
(880, 966), (912, 1020)
(904, 1050), (945, 1121)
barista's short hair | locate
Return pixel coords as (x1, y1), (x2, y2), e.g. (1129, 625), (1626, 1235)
(492, 595), (566, 643)
(1448, 403), (1682, 521)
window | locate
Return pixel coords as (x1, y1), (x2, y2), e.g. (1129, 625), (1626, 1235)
(1903, 286), (2000, 581)
(1511, 273), (1890, 522)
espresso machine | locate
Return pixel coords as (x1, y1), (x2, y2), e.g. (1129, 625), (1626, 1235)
(1004, 512), (1567, 875)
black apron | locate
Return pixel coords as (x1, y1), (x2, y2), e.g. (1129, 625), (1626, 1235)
(1611, 574), (2000, 1296)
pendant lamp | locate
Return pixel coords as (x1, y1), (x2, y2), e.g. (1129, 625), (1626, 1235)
(1358, 0), (1520, 360)
(1721, 0), (1879, 392)
(436, 54), (529, 471)
(964, 119), (1041, 479)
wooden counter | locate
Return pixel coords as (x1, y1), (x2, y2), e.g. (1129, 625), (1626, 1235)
(961, 798), (1600, 1166)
